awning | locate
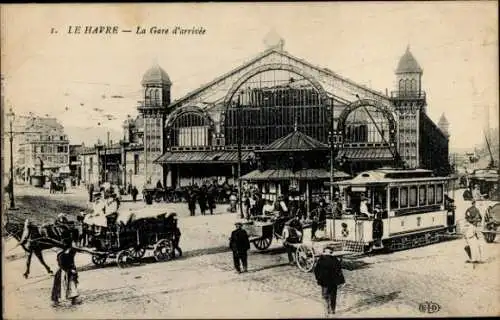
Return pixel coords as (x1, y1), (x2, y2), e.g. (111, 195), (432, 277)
(154, 151), (254, 164)
(241, 169), (350, 181)
(338, 148), (395, 161)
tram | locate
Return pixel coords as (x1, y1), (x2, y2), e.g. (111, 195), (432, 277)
(327, 168), (456, 252)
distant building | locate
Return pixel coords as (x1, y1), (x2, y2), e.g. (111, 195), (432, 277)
(17, 117), (70, 183)
(69, 144), (84, 181)
(80, 39), (451, 193)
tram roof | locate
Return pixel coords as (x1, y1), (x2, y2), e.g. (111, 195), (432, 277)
(336, 168), (452, 186)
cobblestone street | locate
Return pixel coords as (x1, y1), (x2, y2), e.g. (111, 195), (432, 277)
(3, 185), (500, 318)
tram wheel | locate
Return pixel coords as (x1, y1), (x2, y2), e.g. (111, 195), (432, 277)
(295, 244), (315, 273)
(253, 237), (272, 250)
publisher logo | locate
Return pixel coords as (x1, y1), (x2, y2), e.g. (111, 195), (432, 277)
(419, 301), (441, 314)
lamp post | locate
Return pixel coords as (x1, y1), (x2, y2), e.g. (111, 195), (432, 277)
(7, 108), (16, 209)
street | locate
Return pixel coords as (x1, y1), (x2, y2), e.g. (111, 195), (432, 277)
(3, 185), (500, 318)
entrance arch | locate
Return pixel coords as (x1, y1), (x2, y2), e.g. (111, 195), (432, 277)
(221, 64), (332, 147)
(337, 99), (397, 146)
(165, 105), (214, 149)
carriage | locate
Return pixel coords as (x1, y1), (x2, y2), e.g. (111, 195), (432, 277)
(83, 207), (179, 268)
(241, 213), (298, 250)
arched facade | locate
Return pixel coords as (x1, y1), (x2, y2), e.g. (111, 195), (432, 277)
(337, 99), (397, 147)
(165, 106), (215, 149)
(221, 64), (332, 147)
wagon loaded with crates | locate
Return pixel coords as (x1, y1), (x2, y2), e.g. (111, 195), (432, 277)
(83, 207), (179, 268)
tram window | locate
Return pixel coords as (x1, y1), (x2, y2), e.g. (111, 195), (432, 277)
(409, 186), (418, 207)
(419, 185), (427, 206)
(436, 185), (443, 203)
(400, 187), (409, 208)
(427, 185), (435, 204)
(390, 188), (399, 209)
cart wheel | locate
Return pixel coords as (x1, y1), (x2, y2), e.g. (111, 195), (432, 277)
(116, 250), (131, 268)
(253, 237), (272, 250)
(484, 232), (496, 243)
(295, 244), (316, 273)
(153, 239), (173, 262)
(130, 247), (146, 259)
(92, 254), (107, 266)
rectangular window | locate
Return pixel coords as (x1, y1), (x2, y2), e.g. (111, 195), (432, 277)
(390, 188), (399, 209)
(436, 184), (443, 204)
(134, 154), (139, 174)
(400, 187), (408, 208)
(41, 146), (45, 153)
(418, 185), (427, 206)
(427, 185), (435, 204)
(409, 186), (418, 207)
(89, 157), (93, 171)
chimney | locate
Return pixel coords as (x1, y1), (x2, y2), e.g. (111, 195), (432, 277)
(107, 131), (110, 146)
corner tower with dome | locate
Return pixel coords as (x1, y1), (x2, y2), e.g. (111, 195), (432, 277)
(138, 62), (172, 186)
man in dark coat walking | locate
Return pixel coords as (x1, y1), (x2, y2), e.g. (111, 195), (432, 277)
(229, 222), (250, 273)
(314, 246), (345, 316)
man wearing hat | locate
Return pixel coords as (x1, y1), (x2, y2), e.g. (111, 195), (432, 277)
(314, 246), (345, 316)
(229, 222), (250, 273)
(464, 200), (483, 263)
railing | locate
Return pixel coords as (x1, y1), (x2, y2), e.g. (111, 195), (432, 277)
(138, 100), (164, 108)
(391, 91), (426, 100)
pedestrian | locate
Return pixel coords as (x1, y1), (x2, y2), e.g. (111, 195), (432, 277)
(464, 200), (483, 263)
(314, 246), (345, 316)
(187, 188), (197, 216)
(131, 185), (138, 202)
(88, 183), (94, 202)
(229, 222), (250, 273)
(282, 218), (303, 264)
(198, 185), (208, 215)
(51, 237), (96, 307)
(229, 192), (238, 213)
(207, 184), (216, 215)
(311, 198), (327, 240)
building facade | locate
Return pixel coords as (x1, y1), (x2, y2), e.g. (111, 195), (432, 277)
(17, 117), (70, 183)
(80, 40), (450, 191)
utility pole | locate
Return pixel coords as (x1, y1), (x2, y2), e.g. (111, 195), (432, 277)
(237, 91), (244, 219)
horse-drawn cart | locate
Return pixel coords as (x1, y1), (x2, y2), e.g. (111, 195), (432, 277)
(84, 208), (179, 268)
(242, 214), (301, 250)
(242, 213), (364, 272)
(293, 237), (365, 272)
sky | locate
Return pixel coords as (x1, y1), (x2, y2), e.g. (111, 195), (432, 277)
(1, 2), (498, 150)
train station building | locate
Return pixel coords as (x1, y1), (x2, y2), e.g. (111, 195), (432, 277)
(79, 37), (451, 197)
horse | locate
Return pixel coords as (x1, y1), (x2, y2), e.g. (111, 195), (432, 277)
(50, 181), (66, 194)
(4, 218), (78, 278)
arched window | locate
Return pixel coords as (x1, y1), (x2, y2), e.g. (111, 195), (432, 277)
(399, 79), (405, 92)
(404, 79), (411, 93)
(153, 89), (161, 104)
(344, 106), (390, 143)
(224, 69), (329, 146)
(170, 112), (212, 147)
(411, 79), (417, 92)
